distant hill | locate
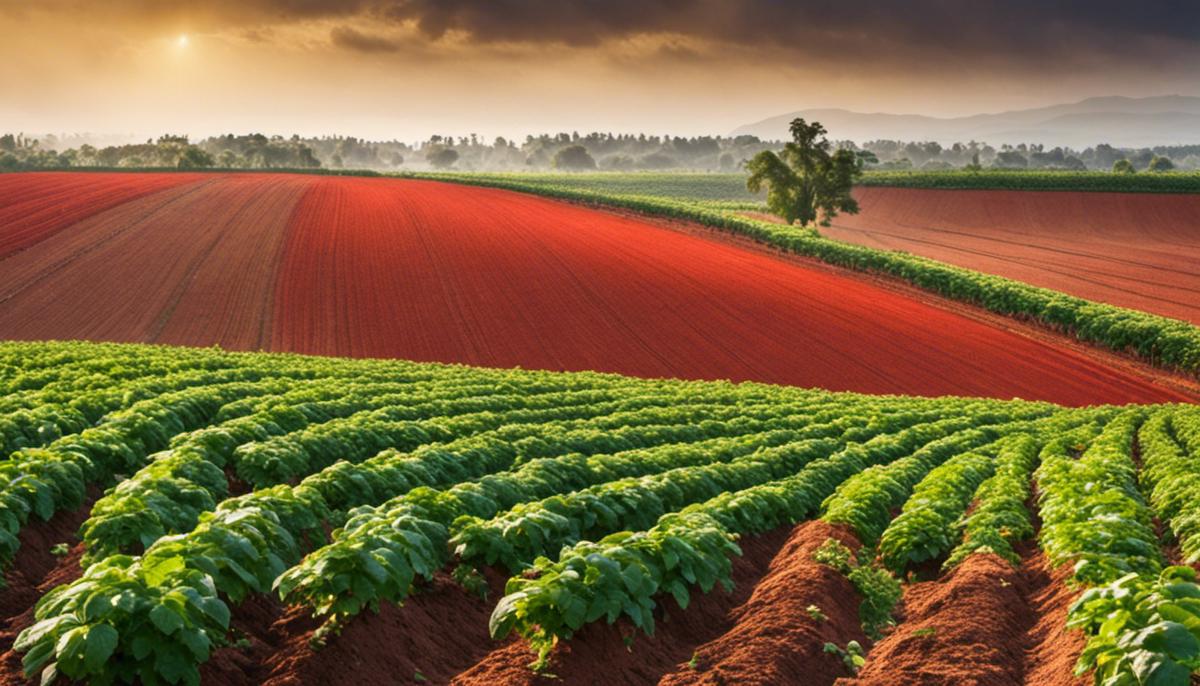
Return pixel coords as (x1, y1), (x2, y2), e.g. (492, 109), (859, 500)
(732, 96), (1200, 147)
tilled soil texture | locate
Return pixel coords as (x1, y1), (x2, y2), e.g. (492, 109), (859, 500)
(837, 547), (1087, 686)
(0, 172), (205, 258)
(825, 187), (1200, 325)
(269, 176), (1184, 404)
(0, 173), (1191, 405)
(0, 174), (312, 349)
(656, 520), (868, 686)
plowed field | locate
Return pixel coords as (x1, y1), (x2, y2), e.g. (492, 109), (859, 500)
(0, 172), (1189, 405)
(826, 186), (1200, 324)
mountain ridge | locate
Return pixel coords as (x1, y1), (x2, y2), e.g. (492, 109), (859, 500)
(732, 95), (1200, 147)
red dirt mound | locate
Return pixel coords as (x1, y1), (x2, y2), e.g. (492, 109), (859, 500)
(0, 172), (204, 258)
(826, 187), (1200, 325)
(1022, 547), (1089, 686)
(452, 527), (793, 686)
(836, 544), (1086, 686)
(656, 520), (866, 686)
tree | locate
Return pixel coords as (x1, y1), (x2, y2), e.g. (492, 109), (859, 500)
(854, 150), (878, 170)
(426, 147), (459, 169)
(993, 150), (1028, 168)
(1113, 159), (1136, 174)
(217, 150), (240, 168)
(745, 118), (861, 227)
(176, 146), (214, 169)
(1147, 155), (1174, 172)
(552, 145), (596, 171)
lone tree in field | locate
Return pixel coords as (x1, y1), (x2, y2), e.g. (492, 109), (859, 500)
(746, 118), (861, 227)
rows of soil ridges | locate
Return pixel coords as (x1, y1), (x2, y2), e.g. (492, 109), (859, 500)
(0, 173), (1188, 405)
(0, 341), (1196, 686)
(825, 186), (1200, 325)
(0, 172), (207, 259)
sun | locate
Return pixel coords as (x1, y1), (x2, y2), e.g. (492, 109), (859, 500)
(176, 34), (190, 49)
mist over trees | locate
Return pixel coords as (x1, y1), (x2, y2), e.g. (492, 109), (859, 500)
(3, 130), (1200, 173)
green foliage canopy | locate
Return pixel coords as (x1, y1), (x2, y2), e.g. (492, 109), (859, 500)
(746, 118), (861, 227)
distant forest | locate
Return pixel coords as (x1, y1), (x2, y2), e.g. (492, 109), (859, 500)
(3, 131), (1200, 173)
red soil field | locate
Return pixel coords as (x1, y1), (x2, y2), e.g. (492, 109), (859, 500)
(270, 176), (1185, 405)
(826, 186), (1200, 325)
(0, 172), (203, 258)
(0, 172), (1191, 405)
(0, 174), (313, 349)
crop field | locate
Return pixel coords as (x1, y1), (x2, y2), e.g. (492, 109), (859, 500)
(436, 169), (1200, 204)
(0, 341), (1194, 686)
(0, 172), (1185, 405)
(822, 187), (1200, 324)
(2, 170), (1200, 685)
(430, 172), (1200, 325)
(0, 173), (205, 258)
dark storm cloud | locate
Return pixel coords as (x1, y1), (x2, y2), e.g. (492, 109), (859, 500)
(14, 0), (1200, 63)
(347, 0), (1197, 50)
(330, 26), (400, 53)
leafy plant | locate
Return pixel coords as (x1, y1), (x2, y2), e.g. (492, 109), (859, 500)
(823, 640), (867, 675)
(812, 538), (902, 639)
(1069, 566), (1200, 685)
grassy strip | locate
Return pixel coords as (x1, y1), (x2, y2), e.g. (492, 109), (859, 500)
(398, 170), (1200, 198)
(858, 169), (1200, 193)
(405, 172), (1200, 376)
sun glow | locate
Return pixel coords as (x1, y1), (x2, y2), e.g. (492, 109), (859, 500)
(176, 34), (189, 49)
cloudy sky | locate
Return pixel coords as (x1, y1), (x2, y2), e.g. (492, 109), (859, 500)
(1, 1), (1196, 140)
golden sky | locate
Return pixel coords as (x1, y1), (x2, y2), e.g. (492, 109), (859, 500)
(1, 1), (1196, 140)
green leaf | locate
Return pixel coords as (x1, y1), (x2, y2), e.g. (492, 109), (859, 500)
(1131, 650), (1191, 686)
(149, 604), (185, 636)
(83, 624), (118, 673)
(1142, 622), (1200, 661)
(143, 556), (186, 587)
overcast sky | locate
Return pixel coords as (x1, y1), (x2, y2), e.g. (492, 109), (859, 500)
(2, 0), (1197, 141)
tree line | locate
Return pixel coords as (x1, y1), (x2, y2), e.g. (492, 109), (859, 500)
(2, 131), (1196, 173)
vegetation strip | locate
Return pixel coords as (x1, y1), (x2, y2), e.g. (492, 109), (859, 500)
(0, 341), (1197, 685)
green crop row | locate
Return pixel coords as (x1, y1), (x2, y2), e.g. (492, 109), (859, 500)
(274, 401), (872, 620)
(858, 169), (1200, 193)
(22, 383), (857, 684)
(2, 341), (1196, 685)
(487, 408), (1026, 666)
(1138, 408), (1200, 563)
